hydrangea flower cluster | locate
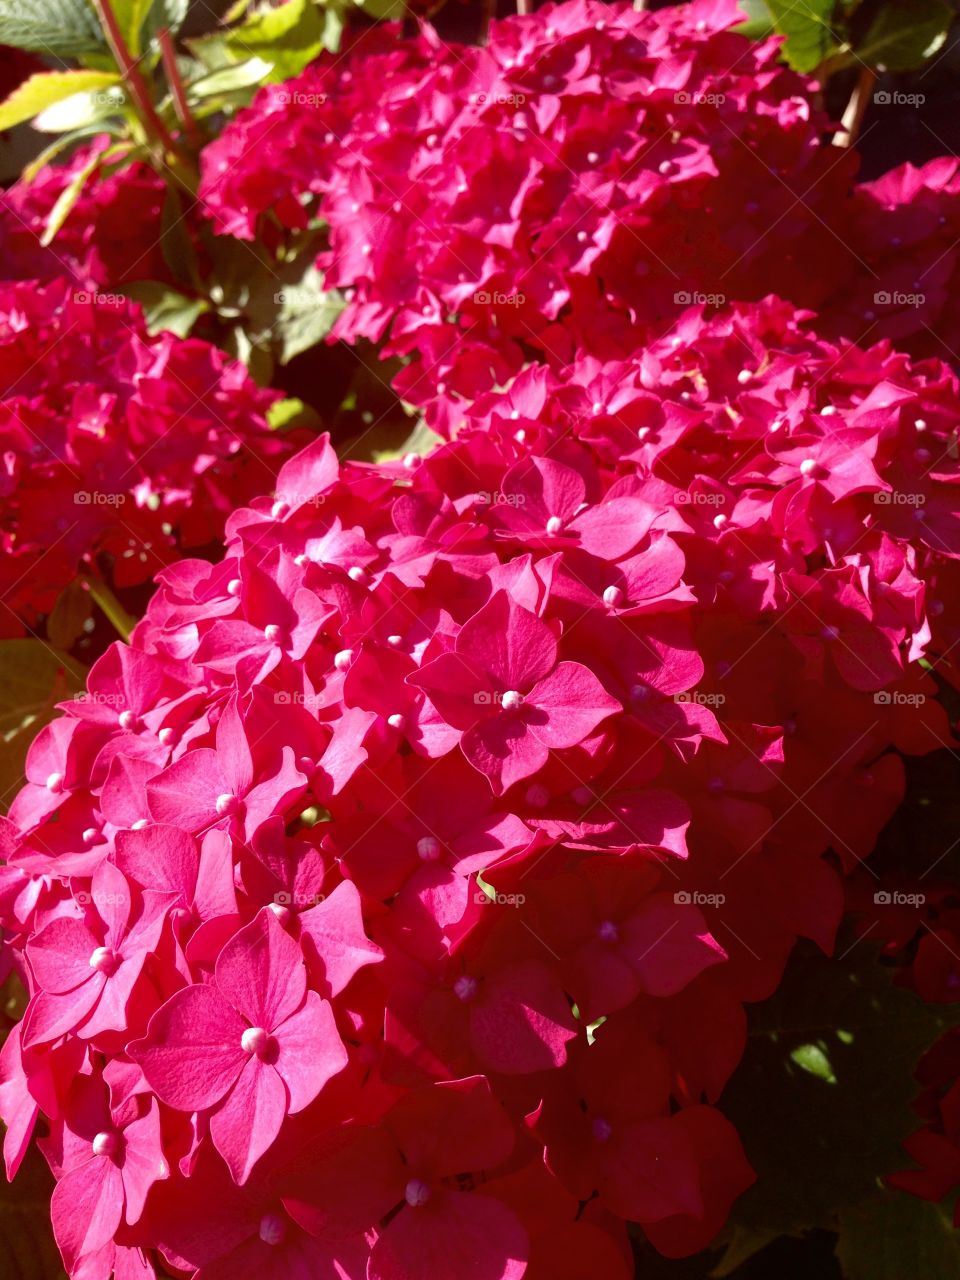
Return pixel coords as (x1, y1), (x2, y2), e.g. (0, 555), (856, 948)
(2, 295), (958, 1278)
(0, 137), (171, 290)
(199, 0), (960, 431)
(0, 278), (292, 635)
(199, 0), (860, 425)
(820, 155), (960, 363)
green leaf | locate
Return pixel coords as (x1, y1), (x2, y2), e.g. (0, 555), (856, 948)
(0, 70), (120, 132)
(21, 124), (111, 181)
(837, 1194), (960, 1279)
(105, 0), (151, 54)
(45, 579), (92, 651)
(0, 0), (106, 56)
(186, 56), (274, 101)
(0, 640), (86, 812)
(732, 0), (776, 40)
(766, 0), (838, 73)
(711, 1226), (779, 1277)
(213, 235), (344, 365)
(40, 147), (103, 245)
(268, 268), (343, 363)
(723, 940), (960, 1239)
(356, 0), (405, 19)
(139, 0), (189, 51)
(855, 0), (953, 71)
(225, 0), (327, 80)
(789, 1041), (837, 1084)
(32, 84), (128, 133)
(183, 31), (237, 72)
(319, 3), (344, 53)
(120, 281), (209, 337)
(267, 396), (322, 431)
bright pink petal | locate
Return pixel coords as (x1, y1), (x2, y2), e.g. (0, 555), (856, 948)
(146, 748), (224, 831)
(298, 881), (383, 998)
(525, 662), (621, 749)
(209, 1055), (287, 1185)
(51, 1157), (125, 1271)
(274, 991), (347, 1113)
(370, 1189), (527, 1280)
(457, 591), (557, 690)
(215, 907), (306, 1029)
(128, 985), (247, 1111)
(28, 917), (100, 993)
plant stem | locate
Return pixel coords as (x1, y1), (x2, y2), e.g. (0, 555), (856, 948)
(91, 0), (180, 160)
(158, 27), (202, 150)
(517, 0), (532, 13)
(85, 577), (136, 642)
(835, 66), (877, 148)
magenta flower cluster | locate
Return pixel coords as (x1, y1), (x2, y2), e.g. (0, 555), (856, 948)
(198, 0), (960, 433)
(1, 287), (958, 1277)
(0, 278), (293, 634)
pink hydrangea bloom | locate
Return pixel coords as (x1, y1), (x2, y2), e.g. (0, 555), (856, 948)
(1, 289), (957, 1277)
(0, 279), (297, 633)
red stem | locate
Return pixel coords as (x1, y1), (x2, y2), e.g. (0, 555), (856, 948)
(91, 0), (180, 157)
(158, 27), (201, 149)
